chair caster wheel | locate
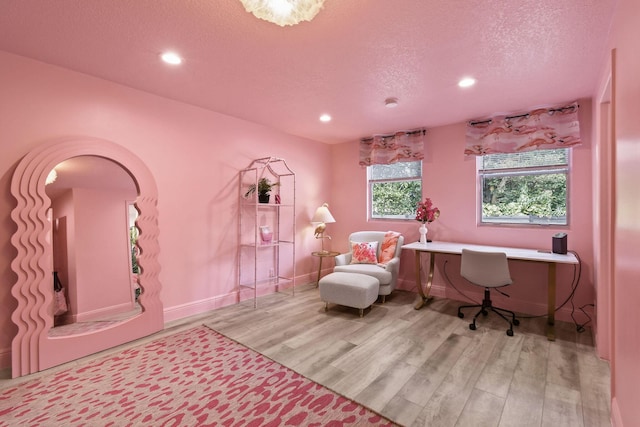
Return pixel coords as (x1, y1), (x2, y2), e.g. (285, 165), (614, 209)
(513, 319), (520, 326)
(507, 329), (514, 337)
(469, 323), (476, 331)
(458, 312), (464, 319)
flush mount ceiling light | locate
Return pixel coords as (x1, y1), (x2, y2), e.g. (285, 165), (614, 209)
(239, 0), (325, 27)
(385, 97), (399, 108)
(319, 114), (331, 122)
(458, 77), (476, 88)
(160, 52), (182, 65)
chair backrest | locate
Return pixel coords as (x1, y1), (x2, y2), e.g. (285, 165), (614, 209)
(460, 249), (512, 288)
(348, 231), (404, 259)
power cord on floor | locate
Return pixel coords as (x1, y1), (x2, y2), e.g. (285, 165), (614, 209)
(442, 259), (480, 304)
(441, 249), (591, 333)
(563, 250), (592, 332)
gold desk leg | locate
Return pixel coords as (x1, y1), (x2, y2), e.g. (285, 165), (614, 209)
(547, 263), (556, 341)
(414, 251), (435, 310)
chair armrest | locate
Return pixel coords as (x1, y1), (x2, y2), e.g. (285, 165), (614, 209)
(383, 257), (400, 272)
(334, 253), (351, 266)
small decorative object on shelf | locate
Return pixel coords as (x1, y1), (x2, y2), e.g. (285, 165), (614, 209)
(244, 177), (279, 203)
(259, 225), (273, 244)
(416, 197), (440, 244)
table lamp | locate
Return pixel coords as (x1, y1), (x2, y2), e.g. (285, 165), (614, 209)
(311, 203), (336, 254)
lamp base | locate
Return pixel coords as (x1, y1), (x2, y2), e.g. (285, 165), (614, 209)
(315, 233), (331, 254)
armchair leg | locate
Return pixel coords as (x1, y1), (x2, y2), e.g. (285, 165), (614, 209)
(381, 295), (386, 304)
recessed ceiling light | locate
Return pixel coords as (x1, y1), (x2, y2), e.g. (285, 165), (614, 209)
(385, 97), (399, 108)
(161, 52), (182, 65)
(319, 114), (331, 122)
(458, 77), (476, 88)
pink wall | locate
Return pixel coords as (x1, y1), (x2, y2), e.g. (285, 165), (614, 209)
(51, 190), (76, 315)
(0, 51), (334, 369)
(594, 0), (640, 425)
(50, 187), (133, 322)
(73, 188), (133, 320)
(330, 106), (595, 323)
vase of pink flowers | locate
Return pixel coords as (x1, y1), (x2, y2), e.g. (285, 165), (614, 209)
(416, 197), (440, 244)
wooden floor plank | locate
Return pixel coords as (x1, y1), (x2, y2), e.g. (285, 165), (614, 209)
(330, 334), (416, 397)
(412, 330), (501, 426)
(396, 333), (471, 408)
(355, 360), (418, 413)
(499, 372), (546, 427)
(542, 382), (584, 426)
(456, 388), (505, 427)
(546, 339), (581, 391)
(474, 332), (524, 398)
(383, 395), (423, 427)
(576, 338), (611, 427)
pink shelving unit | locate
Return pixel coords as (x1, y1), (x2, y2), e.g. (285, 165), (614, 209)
(238, 158), (296, 308)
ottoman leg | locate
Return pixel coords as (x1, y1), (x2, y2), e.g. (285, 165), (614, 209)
(324, 302), (329, 312)
(359, 308), (364, 317)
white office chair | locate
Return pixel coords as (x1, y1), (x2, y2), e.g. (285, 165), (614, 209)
(457, 249), (520, 336)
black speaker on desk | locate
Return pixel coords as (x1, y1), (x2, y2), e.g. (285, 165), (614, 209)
(552, 233), (567, 254)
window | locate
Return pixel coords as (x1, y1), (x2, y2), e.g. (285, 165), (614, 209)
(368, 161), (422, 220)
(479, 148), (569, 225)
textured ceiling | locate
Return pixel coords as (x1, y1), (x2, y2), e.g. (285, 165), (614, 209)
(0, 0), (616, 144)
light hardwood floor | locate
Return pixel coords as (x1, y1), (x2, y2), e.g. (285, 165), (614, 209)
(0, 283), (611, 426)
(201, 284), (611, 427)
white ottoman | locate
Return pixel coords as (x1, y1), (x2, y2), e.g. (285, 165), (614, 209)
(319, 272), (380, 317)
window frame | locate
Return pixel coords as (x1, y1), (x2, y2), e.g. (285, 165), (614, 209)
(476, 149), (571, 227)
(367, 160), (422, 221)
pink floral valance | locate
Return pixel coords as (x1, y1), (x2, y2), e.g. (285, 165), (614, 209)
(465, 102), (581, 156)
(359, 128), (425, 166)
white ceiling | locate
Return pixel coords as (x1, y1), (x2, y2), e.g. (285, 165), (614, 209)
(0, 0), (615, 144)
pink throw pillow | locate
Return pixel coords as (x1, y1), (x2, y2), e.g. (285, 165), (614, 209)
(350, 241), (378, 264)
(378, 231), (401, 265)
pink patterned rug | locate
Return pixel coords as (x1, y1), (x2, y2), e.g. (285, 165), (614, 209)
(0, 326), (397, 426)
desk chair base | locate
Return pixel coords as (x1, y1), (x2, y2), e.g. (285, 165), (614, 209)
(458, 288), (520, 336)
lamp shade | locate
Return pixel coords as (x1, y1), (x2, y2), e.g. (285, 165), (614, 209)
(311, 203), (335, 224)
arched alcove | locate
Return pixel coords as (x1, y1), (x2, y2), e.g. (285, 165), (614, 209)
(10, 137), (163, 378)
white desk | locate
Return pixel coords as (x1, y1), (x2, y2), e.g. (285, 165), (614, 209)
(401, 241), (579, 341)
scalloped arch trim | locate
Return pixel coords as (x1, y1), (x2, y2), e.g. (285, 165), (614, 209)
(10, 137), (163, 378)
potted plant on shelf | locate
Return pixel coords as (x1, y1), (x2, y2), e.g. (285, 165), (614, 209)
(244, 177), (279, 203)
